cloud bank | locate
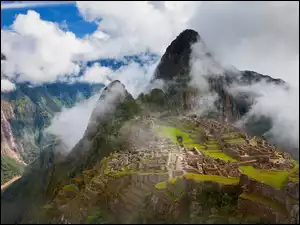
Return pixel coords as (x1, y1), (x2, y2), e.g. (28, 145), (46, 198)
(230, 81), (299, 157)
(1, 2), (298, 87)
(45, 92), (101, 150)
(1, 79), (16, 92)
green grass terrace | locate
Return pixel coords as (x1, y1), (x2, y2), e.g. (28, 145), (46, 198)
(155, 122), (299, 190)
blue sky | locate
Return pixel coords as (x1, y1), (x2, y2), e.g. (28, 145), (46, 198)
(1, 2), (97, 38)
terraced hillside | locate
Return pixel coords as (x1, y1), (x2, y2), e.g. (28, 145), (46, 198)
(34, 115), (299, 224)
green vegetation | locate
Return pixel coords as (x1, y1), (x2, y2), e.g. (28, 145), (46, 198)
(155, 173), (239, 190)
(85, 205), (112, 224)
(289, 160), (299, 183)
(239, 166), (290, 189)
(202, 150), (237, 162)
(206, 144), (220, 148)
(1, 155), (24, 185)
(239, 193), (287, 215)
(12, 96), (30, 115)
(184, 173), (239, 185)
(156, 126), (195, 143)
(63, 184), (79, 193)
(156, 123), (298, 190)
(157, 125), (237, 162)
(185, 143), (206, 149)
(155, 177), (179, 189)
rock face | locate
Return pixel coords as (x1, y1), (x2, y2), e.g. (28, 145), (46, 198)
(152, 29), (285, 124)
(1, 100), (24, 164)
(154, 29), (200, 82)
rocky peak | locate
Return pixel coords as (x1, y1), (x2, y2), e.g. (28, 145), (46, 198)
(152, 29), (286, 125)
(164, 29), (199, 57)
(154, 29), (200, 82)
(87, 80), (129, 130)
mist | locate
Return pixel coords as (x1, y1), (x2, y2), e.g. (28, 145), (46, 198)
(44, 92), (101, 151)
(188, 40), (225, 116)
(189, 37), (299, 157)
(229, 81), (299, 157)
(45, 60), (159, 152)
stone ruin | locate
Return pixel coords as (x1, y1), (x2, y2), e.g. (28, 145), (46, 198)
(178, 115), (295, 172)
(181, 146), (241, 178)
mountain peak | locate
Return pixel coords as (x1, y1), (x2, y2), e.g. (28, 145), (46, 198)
(164, 29), (200, 57)
(153, 29), (200, 82)
(177, 29), (200, 40)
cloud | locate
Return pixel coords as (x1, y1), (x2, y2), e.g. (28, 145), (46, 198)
(1, 10), (93, 84)
(76, 1), (298, 86)
(79, 61), (158, 98)
(45, 92), (101, 151)
(188, 21), (299, 153)
(1, 1), (75, 10)
(187, 1), (299, 86)
(79, 62), (113, 85)
(231, 81), (299, 156)
(76, 1), (198, 56)
(1, 79), (16, 92)
(2, 2), (298, 87)
(46, 60), (157, 150)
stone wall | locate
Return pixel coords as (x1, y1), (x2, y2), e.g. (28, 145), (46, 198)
(239, 174), (287, 205)
(237, 198), (287, 223)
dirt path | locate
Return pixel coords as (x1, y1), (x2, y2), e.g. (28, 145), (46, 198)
(1, 176), (21, 191)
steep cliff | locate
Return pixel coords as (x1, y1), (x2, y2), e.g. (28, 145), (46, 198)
(1, 100), (24, 164)
(0, 82), (103, 182)
(152, 29), (285, 124)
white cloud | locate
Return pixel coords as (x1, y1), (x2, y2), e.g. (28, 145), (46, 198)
(76, 1), (298, 87)
(46, 60), (158, 150)
(80, 63), (113, 85)
(1, 1), (75, 10)
(80, 61), (158, 98)
(1, 2), (298, 87)
(1, 10), (93, 84)
(45, 92), (101, 151)
(187, 1), (299, 86)
(76, 1), (198, 57)
(229, 81), (299, 156)
(1, 79), (16, 92)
